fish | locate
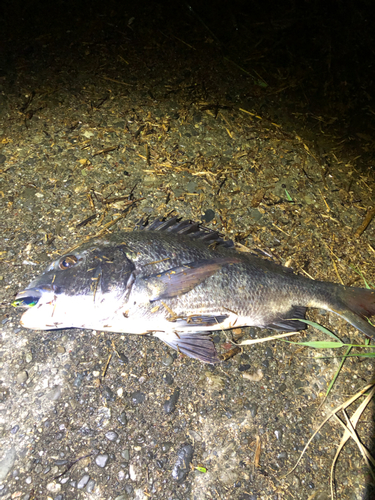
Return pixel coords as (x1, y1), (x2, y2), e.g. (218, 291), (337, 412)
(13, 218), (375, 363)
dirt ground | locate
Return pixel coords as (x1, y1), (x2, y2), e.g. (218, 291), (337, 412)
(0, 1), (374, 499)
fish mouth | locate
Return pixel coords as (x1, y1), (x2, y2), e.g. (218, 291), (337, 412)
(12, 285), (54, 308)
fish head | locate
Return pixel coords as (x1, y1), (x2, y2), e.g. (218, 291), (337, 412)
(13, 241), (136, 330)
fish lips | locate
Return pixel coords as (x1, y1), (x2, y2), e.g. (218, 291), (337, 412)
(13, 284), (59, 308)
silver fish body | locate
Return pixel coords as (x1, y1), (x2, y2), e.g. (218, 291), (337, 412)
(13, 219), (375, 363)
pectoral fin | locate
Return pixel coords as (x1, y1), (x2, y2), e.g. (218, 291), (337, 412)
(143, 257), (240, 302)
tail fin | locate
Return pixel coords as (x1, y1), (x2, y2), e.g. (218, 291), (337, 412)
(334, 287), (375, 340)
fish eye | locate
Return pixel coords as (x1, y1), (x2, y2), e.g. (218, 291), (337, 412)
(59, 254), (78, 270)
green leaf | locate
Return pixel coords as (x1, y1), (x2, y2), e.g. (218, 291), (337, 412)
(285, 340), (344, 349)
(290, 318), (341, 341)
(348, 264), (373, 289)
(195, 466), (207, 473)
(325, 345), (352, 398)
(284, 189), (293, 202)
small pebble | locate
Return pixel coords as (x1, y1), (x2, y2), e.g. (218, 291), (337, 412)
(16, 371), (28, 384)
(264, 346), (273, 358)
(46, 482), (61, 493)
(162, 354), (174, 366)
(202, 209), (215, 223)
(248, 402), (258, 418)
(95, 454), (109, 468)
(161, 442), (172, 453)
(54, 460), (68, 466)
(274, 429), (283, 441)
(242, 369), (263, 382)
(56, 346), (66, 354)
(117, 352), (129, 364)
(86, 479), (95, 492)
(172, 444), (194, 482)
(131, 391), (145, 405)
(73, 373), (84, 388)
(162, 373), (173, 385)
(105, 431), (118, 441)
(238, 364), (251, 372)
(102, 386), (115, 402)
(163, 388), (180, 414)
(187, 430), (202, 441)
(77, 474), (90, 489)
(117, 412), (127, 426)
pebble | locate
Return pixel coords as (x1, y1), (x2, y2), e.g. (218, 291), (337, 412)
(163, 388), (180, 414)
(162, 354), (173, 366)
(73, 373), (84, 388)
(10, 425), (19, 434)
(102, 385), (115, 401)
(131, 391), (145, 405)
(248, 402), (258, 418)
(56, 346), (66, 354)
(238, 364), (250, 372)
(274, 429), (283, 441)
(54, 460), (68, 466)
(117, 411), (128, 425)
(162, 373), (173, 385)
(242, 369), (264, 382)
(105, 431), (118, 441)
(0, 446), (16, 481)
(264, 346), (273, 358)
(121, 449), (130, 461)
(77, 474), (90, 489)
(161, 442), (172, 453)
(187, 430), (202, 441)
(129, 463), (137, 481)
(95, 454), (109, 468)
(25, 352), (33, 363)
(172, 444), (194, 482)
(117, 352), (129, 364)
(86, 479), (95, 492)
(202, 209), (215, 223)
(46, 482), (61, 493)
(16, 371), (28, 384)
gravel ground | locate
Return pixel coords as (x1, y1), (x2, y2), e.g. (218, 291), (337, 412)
(1, 1), (375, 499)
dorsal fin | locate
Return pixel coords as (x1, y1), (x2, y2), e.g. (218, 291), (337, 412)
(135, 217), (234, 248)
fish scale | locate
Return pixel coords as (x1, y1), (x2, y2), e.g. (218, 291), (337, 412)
(13, 218), (375, 363)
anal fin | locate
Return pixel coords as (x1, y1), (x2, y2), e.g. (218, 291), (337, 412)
(264, 305), (307, 331)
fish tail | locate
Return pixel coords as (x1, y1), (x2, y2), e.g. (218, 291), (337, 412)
(333, 287), (375, 340)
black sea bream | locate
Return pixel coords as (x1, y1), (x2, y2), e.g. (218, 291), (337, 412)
(13, 218), (375, 363)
